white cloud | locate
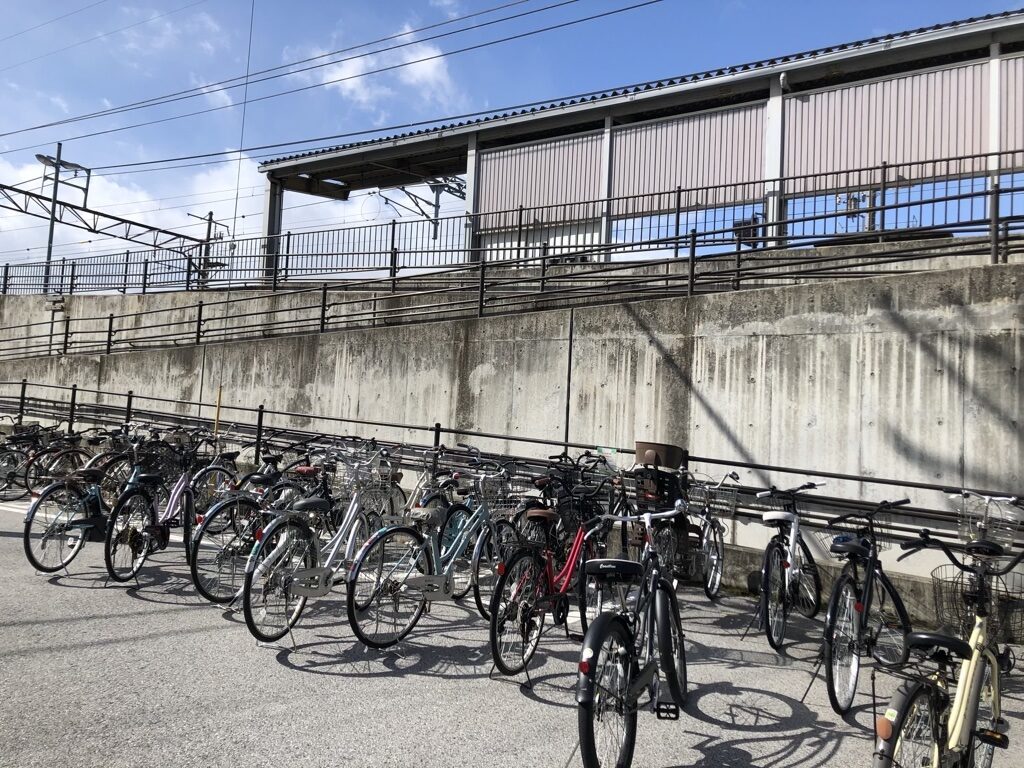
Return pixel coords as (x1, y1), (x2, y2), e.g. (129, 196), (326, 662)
(429, 0), (460, 19)
(190, 74), (234, 109)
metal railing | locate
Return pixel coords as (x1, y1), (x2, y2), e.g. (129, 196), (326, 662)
(0, 172), (1021, 361)
(2, 149), (1022, 295)
(1, 379), (1020, 555)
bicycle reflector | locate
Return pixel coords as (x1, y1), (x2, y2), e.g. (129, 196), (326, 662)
(876, 715), (894, 741)
(855, 602), (865, 613)
(254, 527), (263, 542)
(195, 514), (204, 525)
(578, 660), (591, 675)
(496, 562), (506, 576)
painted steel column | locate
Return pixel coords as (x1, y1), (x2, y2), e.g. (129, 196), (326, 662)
(763, 76), (785, 246)
(261, 175), (284, 283)
(988, 41), (1002, 179)
(599, 116), (614, 260)
(464, 132), (479, 262)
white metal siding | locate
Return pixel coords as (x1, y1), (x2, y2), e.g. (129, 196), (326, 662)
(784, 63), (990, 184)
(610, 103), (766, 206)
(1002, 55), (1024, 154)
(476, 132), (604, 213)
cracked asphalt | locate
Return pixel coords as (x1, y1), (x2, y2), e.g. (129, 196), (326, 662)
(1, 501), (1022, 768)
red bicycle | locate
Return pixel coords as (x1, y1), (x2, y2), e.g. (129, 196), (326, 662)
(488, 477), (613, 678)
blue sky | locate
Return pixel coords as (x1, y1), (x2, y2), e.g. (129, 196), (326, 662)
(0, 0), (1015, 262)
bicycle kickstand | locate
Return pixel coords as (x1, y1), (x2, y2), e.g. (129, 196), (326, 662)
(739, 602), (761, 641)
(799, 642), (825, 704)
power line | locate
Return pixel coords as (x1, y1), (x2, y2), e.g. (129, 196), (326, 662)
(0, 0), (541, 139)
(0, 1), (210, 75)
(0, 0), (112, 44)
(230, 0), (257, 237)
(0, 0), (662, 157)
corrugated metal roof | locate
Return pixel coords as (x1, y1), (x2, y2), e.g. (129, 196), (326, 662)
(260, 7), (1024, 168)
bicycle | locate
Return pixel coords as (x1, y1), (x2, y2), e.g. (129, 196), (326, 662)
(819, 498), (914, 714)
(345, 464), (518, 648)
(241, 448), (397, 643)
(756, 481), (825, 651)
(677, 470), (739, 600)
(874, 490), (1023, 768)
(102, 431), (199, 582)
(575, 505), (688, 768)
(488, 476), (613, 677)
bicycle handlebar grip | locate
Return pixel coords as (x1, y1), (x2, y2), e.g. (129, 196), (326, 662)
(755, 490), (771, 498)
(892, 498), (911, 507)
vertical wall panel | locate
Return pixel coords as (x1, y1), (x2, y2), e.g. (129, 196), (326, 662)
(784, 62), (990, 185)
(609, 103), (766, 208)
(476, 132), (603, 213)
(1002, 55), (1024, 154)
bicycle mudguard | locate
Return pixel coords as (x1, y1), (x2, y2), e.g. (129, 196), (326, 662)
(576, 612), (634, 707)
(345, 524), (426, 587)
(872, 679), (930, 768)
(245, 513), (315, 576)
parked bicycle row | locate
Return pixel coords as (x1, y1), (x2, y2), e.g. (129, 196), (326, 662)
(8, 417), (1023, 768)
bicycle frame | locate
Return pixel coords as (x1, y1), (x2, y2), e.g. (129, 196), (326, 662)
(946, 611), (1002, 755)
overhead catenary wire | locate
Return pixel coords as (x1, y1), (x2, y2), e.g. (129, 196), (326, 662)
(0, 0), (112, 44)
(0, 0), (663, 158)
(0, 0), (544, 139)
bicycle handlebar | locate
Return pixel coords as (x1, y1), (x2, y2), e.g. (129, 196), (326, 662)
(828, 498), (911, 529)
(897, 529), (1024, 576)
(756, 481), (825, 499)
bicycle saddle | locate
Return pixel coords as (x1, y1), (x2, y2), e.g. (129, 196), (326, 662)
(246, 473), (277, 487)
(830, 537), (870, 559)
(138, 473), (163, 486)
(219, 451), (240, 461)
(261, 453), (281, 463)
(762, 510), (797, 525)
(73, 468), (106, 484)
(905, 631), (971, 661)
(585, 558), (644, 582)
(525, 505), (558, 523)
(290, 498), (331, 514)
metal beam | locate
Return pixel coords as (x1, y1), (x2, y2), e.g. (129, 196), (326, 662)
(276, 174), (351, 200)
(0, 181), (203, 252)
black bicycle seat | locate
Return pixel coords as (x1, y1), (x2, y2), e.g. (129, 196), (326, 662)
(245, 473), (277, 487)
(73, 468), (106, 484)
(585, 558), (644, 582)
(965, 540), (1005, 558)
(290, 498), (331, 514)
(905, 631), (971, 661)
(830, 538), (870, 559)
(138, 473), (164, 486)
(219, 450), (240, 462)
(261, 453), (282, 464)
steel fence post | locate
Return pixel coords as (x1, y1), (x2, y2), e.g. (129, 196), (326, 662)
(125, 390), (133, 427)
(688, 229), (697, 296)
(515, 205), (524, 262)
(195, 301), (204, 345)
(990, 183), (1001, 265)
(67, 384), (77, 435)
(673, 186), (682, 258)
(62, 313), (71, 354)
(68, 262), (76, 295)
(877, 161), (888, 242)
(255, 405), (265, 464)
(477, 254), (486, 317)
(142, 259), (149, 295)
(17, 379), (27, 424)
(1, 264), (8, 295)
(319, 284), (328, 333)
(106, 314), (114, 355)
(122, 251), (130, 294)
(733, 233), (742, 291)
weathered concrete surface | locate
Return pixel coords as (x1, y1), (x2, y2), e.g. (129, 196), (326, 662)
(1, 262), (1021, 579)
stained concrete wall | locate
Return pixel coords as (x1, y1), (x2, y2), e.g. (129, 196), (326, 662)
(1, 262), (1021, 583)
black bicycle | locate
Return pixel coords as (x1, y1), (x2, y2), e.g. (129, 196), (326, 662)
(821, 498), (913, 714)
(575, 505), (688, 768)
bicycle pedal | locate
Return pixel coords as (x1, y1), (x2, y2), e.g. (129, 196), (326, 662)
(974, 728), (1008, 749)
(655, 701), (679, 721)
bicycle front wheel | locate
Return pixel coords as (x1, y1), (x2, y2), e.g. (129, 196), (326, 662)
(472, 518), (517, 620)
(825, 571), (860, 714)
(489, 548), (547, 676)
(702, 521), (725, 600)
(23, 482), (89, 572)
(867, 569), (911, 667)
(656, 584), (688, 708)
(242, 517), (316, 643)
(793, 535), (822, 619)
(191, 497), (264, 603)
(0, 448), (29, 501)
(346, 525), (432, 649)
(876, 683), (939, 768)
(578, 618), (638, 768)
(762, 539), (787, 651)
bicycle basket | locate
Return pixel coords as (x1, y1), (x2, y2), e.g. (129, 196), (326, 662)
(686, 482), (738, 520)
(811, 513), (893, 561)
(481, 474), (534, 518)
(931, 565), (1024, 644)
(625, 466), (682, 512)
(955, 496), (1021, 550)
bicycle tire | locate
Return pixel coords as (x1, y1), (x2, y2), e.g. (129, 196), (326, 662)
(825, 570), (860, 714)
(577, 616), (638, 768)
(242, 515), (316, 643)
(656, 583), (688, 708)
(489, 548), (547, 676)
(23, 481), (89, 572)
(97, 453), (132, 509)
(346, 525), (432, 649)
(472, 519), (517, 620)
(190, 496), (264, 603)
(702, 521), (725, 600)
(762, 539), (787, 651)
(0, 448), (29, 501)
(191, 465), (236, 517)
(874, 681), (939, 768)
(23, 447), (61, 495)
(794, 535), (822, 619)
(970, 662), (996, 768)
(867, 569), (911, 667)
(104, 488), (156, 582)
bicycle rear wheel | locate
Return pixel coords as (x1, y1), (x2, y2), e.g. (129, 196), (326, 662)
(762, 539), (787, 651)
(104, 489), (156, 582)
(867, 569), (911, 667)
(489, 548), (547, 676)
(347, 525), (432, 649)
(0, 448), (29, 501)
(577, 618), (638, 768)
(825, 571), (860, 714)
(877, 683), (939, 768)
(242, 517), (316, 643)
(656, 584), (687, 708)
(794, 536), (822, 619)
(472, 519), (517, 620)
(23, 481), (89, 572)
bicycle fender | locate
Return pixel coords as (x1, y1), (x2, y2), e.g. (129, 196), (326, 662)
(345, 524), (425, 587)
(576, 612), (634, 707)
(245, 514), (314, 575)
(872, 679), (929, 768)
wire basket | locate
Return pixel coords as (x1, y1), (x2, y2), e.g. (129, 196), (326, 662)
(687, 482), (738, 520)
(480, 474), (536, 518)
(954, 495), (1022, 550)
(931, 565), (1024, 644)
(810, 513), (894, 561)
(623, 467), (683, 513)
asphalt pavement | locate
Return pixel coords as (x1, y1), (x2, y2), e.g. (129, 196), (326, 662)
(1, 501), (1022, 768)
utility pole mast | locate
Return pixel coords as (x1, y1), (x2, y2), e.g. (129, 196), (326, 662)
(42, 142), (62, 294)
